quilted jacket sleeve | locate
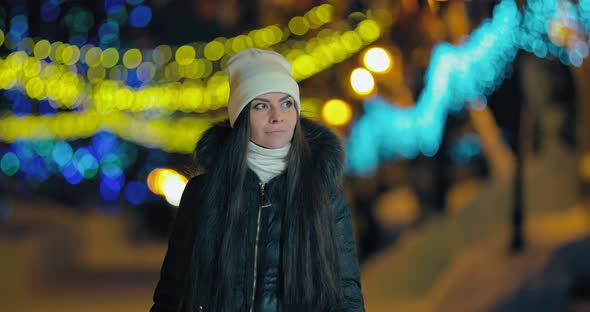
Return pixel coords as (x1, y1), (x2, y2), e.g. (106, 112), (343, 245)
(150, 176), (204, 312)
(333, 189), (366, 312)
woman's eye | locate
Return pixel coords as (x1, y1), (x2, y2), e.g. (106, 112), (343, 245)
(254, 103), (267, 110)
(282, 101), (293, 108)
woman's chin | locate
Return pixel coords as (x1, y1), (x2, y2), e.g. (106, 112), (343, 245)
(261, 140), (289, 149)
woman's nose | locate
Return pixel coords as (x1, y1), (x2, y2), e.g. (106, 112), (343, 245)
(270, 109), (284, 123)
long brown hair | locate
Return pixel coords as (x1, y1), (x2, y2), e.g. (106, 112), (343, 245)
(186, 105), (342, 311)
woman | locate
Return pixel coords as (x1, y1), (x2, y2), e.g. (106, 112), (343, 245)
(150, 48), (365, 312)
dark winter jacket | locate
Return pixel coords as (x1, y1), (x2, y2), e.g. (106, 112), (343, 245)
(150, 118), (365, 312)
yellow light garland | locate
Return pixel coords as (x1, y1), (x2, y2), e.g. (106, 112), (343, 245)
(0, 14), (383, 114)
(0, 99), (323, 152)
(1, 4), (335, 74)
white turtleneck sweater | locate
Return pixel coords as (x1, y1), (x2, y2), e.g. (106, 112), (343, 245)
(246, 141), (290, 184)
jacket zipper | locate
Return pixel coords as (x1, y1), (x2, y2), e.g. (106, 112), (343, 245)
(250, 182), (271, 312)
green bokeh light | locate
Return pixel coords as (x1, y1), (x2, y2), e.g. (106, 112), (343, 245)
(1, 152), (20, 176)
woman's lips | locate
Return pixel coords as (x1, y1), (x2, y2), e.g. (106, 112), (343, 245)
(266, 130), (287, 135)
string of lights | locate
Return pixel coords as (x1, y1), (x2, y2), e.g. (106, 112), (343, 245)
(0, 111), (215, 153)
(0, 99), (321, 203)
(0, 11), (383, 114)
(0, 129), (168, 206)
(0, 98), (322, 152)
(1, 3), (335, 71)
(346, 0), (590, 174)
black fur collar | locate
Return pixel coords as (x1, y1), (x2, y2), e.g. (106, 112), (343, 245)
(194, 118), (344, 184)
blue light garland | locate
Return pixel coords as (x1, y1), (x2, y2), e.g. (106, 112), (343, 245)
(347, 0), (590, 174)
(0, 131), (164, 205)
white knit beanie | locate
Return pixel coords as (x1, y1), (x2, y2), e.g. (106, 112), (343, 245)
(224, 48), (301, 127)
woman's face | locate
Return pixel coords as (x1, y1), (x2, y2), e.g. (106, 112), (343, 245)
(249, 92), (298, 149)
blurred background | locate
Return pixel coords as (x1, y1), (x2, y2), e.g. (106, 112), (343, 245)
(1, 0), (590, 311)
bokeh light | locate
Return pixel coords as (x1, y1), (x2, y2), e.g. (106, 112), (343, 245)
(87, 66), (107, 83)
(102, 166), (123, 181)
(105, 0), (126, 14)
(175, 45), (195, 65)
(73, 148), (99, 179)
(108, 5), (129, 26)
(306, 3), (334, 28)
(363, 47), (393, 73)
(69, 34), (87, 47)
(63, 162), (83, 185)
(204, 40), (225, 61)
(101, 47), (120, 68)
(34, 40), (51, 59)
(357, 19), (380, 42)
(162, 173), (188, 207)
(41, 1), (61, 23)
(450, 133), (482, 164)
(153, 45), (172, 65)
(25, 77), (44, 99)
(146, 168), (188, 207)
(147, 168), (164, 195)
(52, 141), (73, 168)
(136, 62), (156, 82)
(98, 21), (119, 45)
(350, 68), (375, 95)
(100, 177), (122, 201)
(375, 186), (421, 227)
(64, 7), (94, 33)
(129, 5), (152, 28)
(85, 47), (103, 66)
(32, 140), (54, 157)
(289, 16), (310, 36)
(1, 152), (20, 176)
(124, 181), (148, 205)
(123, 48), (142, 69)
(62, 45), (81, 65)
(10, 15), (29, 43)
(321, 99), (352, 126)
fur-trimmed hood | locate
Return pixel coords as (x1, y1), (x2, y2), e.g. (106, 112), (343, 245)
(194, 117), (345, 185)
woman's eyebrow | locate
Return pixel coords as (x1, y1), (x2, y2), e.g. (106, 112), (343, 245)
(252, 95), (293, 102)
